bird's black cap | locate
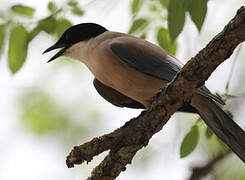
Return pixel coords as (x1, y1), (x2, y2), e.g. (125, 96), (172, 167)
(43, 23), (108, 62)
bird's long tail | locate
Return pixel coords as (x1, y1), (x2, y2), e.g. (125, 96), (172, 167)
(191, 94), (245, 163)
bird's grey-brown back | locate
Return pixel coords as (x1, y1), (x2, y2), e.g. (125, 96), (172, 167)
(62, 31), (218, 107)
(66, 31), (170, 107)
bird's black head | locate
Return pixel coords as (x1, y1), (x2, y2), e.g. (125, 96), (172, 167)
(43, 23), (108, 62)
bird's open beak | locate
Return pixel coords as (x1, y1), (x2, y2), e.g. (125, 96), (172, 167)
(43, 43), (69, 63)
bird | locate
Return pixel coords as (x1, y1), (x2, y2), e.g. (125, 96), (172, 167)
(43, 23), (245, 163)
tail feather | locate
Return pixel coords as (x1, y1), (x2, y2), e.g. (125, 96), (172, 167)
(191, 94), (245, 163)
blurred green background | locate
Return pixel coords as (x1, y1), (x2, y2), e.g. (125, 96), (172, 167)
(0, 0), (245, 179)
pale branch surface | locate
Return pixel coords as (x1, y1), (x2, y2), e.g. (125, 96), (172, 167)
(66, 6), (245, 180)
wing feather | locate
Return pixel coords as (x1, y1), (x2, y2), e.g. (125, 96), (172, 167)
(110, 42), (181, 82)
(110, 39), (224, 105)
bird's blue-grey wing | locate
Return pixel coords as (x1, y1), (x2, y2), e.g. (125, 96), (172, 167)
(110, 40), (225, 105)
(110, 42), (181, 82)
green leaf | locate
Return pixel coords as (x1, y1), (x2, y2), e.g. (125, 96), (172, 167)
(11, 4), (35, 18)
(167, 0), (185, 42)
(48, 1), (57, 12)
(140, 33), (147, 39)
(67, 1), (78, 7)
(157, 27), (177, 55)
(71, 8), (84, 16)
(159, 0), (169, 8)
(205, 127), (213, 139)
(71, 7), (84, 16)
(8, 25), (28, 74)
(128, 18), (148, 34)
(180, 125), (200, 158)
(0, 24), (6, 57)
(56, 18), (72, 37)
(27, 26), (41, 42)
(131, 0), (143, 15)
(38, 16), (56, 34)
(184, 0), (207, 31)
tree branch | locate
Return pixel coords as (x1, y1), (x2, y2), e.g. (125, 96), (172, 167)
(66, 6), (245, 179)
(189, 150), (232, 180)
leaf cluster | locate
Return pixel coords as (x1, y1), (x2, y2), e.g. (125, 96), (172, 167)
(0, 1), (84, 74)
(129, 0), (208, 55)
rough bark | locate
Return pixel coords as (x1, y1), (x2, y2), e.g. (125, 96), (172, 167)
(66, 6), (245, 180)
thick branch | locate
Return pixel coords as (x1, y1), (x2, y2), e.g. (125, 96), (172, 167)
(66, 6), (245, 179)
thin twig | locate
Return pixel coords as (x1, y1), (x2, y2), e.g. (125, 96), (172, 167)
(189, 151), (231, 180)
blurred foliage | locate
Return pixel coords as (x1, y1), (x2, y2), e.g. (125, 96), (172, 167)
(8, 25), (28, 73)
(157, 27), (177, 55)
(0, 24), (5, 58)
(11, 4), (36, 18)
(0, 1), (84, 74)
(183, 0), (208, 31)
(129, 0), (208, 55)
(128, 18), (149, 34)
(167, 0), (185, 42)
(158, 0), (169, 8)
(131, 0), (144, 17)
(15, 55), (104, 146)
(18, 86), (102, 147)
(234, 165), (245, 180)
(20, 90), (69, 134)
(56, 18), (73, 37)
(71, 7), (84, 16)
(48, 1), (57, 12)
(129, 0), (176, 54)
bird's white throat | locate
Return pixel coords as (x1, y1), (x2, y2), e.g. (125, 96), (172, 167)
(63, 40), (91, 63)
